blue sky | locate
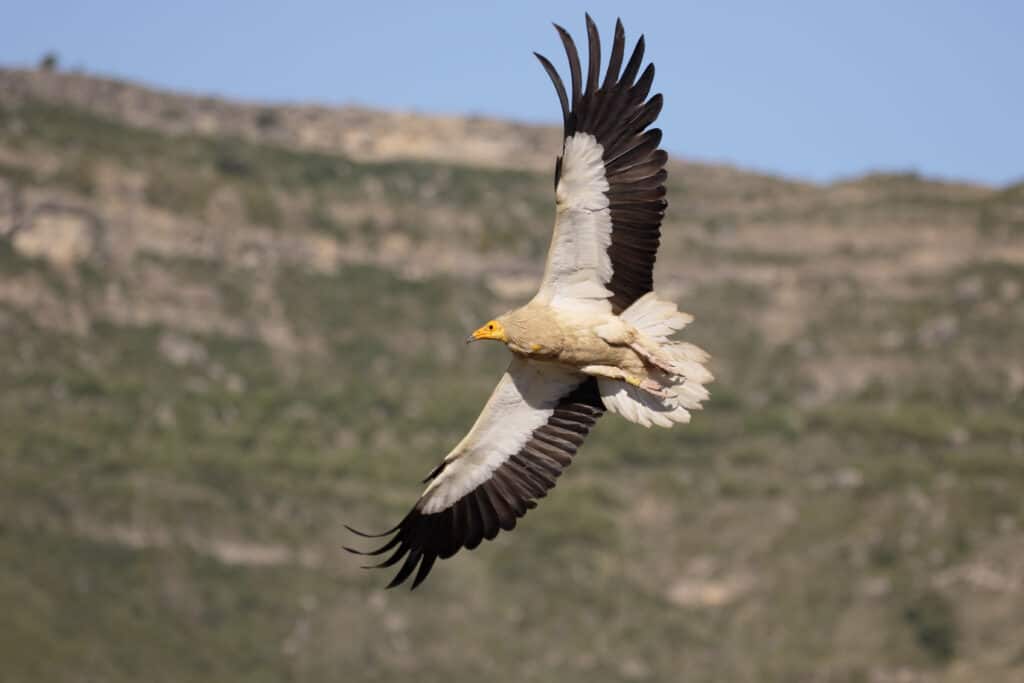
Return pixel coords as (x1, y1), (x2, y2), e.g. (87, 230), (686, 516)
(4, 1), (1022, 186)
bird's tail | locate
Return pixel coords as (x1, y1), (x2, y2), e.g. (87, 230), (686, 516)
(618, 291), (694, 342)
(599, 293), (713, 428)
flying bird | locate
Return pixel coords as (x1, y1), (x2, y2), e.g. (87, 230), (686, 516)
(346, 15), (712, 589)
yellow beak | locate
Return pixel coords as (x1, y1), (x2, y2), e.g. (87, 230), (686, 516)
(467, 320), (506, 343)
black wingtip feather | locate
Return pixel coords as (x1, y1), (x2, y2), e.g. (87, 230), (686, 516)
(603, 19), (625, 90)
(410, 554), (437, 590)
(620, 34), (645, 87)
(369, 542), (410, 570)
(554, 23), (582, 115)
(584, 14), (601, 96)
(344, 523), (400, 539)
(386, 548), (423, 589)
(534, 52), (570, 131)
(631, 63), (656, 102)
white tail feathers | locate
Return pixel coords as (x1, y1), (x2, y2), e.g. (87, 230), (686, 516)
(662, 341), (714, 386)
(599, 371), (711, 428)
(619, 292), (693, 342)
(600, 293), (713, 428)
(599, 376), (685, 428)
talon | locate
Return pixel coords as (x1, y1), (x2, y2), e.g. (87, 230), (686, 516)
(648, 362), (676, 377)
(626, 375), (670, 398)
(640, 379), (671, 398)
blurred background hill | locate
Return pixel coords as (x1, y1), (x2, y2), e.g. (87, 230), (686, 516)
(1, 63), (1023, 683)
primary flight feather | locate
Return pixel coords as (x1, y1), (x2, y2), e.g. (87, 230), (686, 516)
(345, 15), (712, 589)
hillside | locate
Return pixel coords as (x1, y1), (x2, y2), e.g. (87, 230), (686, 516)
(2, 67), (1023, 683)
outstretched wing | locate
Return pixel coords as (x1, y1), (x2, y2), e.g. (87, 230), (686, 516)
(345, 358), (605, 589)
(533, 15), (667, 313)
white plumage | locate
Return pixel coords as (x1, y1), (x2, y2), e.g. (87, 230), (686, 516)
(538, 133), (614, 307)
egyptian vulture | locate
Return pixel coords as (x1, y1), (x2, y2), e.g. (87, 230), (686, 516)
(346, 15), (712, 589)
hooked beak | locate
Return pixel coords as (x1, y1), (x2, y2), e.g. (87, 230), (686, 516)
(466, 328), (489, 344)
(467, 321), (506, 344)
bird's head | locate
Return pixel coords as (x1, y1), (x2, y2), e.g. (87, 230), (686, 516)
(467, 319), (508, 344)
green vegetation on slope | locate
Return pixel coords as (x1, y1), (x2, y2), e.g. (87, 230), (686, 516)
(0, 102), (553, 255)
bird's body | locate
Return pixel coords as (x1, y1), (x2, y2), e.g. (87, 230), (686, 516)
(347, 15), (713, 589)
(490, 298), (705, 398)
(496, 301), (638, 368)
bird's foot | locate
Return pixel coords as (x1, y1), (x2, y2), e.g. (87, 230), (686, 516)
(626, 375), (671, 398)
(630, 342), (681, 377)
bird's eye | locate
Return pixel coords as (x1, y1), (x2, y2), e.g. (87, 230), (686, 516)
(488, 324), (494, 330)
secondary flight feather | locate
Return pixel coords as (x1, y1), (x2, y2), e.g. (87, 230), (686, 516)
(345, 15), (712, 589)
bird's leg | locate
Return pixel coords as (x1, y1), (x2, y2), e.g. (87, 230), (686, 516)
(630, 340), (680, 377)
(580, 364), (670, 398)
(596, 321), (681, 378)
(579, 364), (627, 382)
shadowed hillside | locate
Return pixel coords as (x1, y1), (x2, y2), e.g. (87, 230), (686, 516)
(1, 67), (1023, 683)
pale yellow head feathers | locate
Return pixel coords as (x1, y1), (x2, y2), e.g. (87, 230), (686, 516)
(468, 319), (507, 343)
